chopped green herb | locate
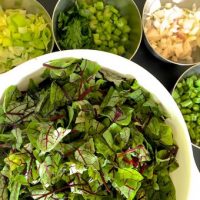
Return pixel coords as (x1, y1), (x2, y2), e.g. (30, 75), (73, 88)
(56, 0), (130, 56)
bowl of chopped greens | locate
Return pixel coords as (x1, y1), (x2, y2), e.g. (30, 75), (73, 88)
(0, 50), (199, 199)
(172, 64), (200, 149)
(143, 0), (200, 66)
(0, 0), (54, 73)
(52, 0), (142, 59)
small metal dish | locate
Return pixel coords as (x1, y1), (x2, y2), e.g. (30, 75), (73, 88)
(0, 0), (54, 72)
(142, 0), (200, 66)
(172, 63), (200, 150)
(1, 0), (54, 51)
(52, 0), (142, 60)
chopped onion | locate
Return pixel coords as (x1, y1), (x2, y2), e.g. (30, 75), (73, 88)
(144, 3), (200, 63)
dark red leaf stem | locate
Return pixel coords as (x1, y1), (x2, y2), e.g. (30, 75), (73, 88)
(34, 184), (86, 200)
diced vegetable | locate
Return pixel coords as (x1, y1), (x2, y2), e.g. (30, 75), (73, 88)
(144, 3), (200, 63)
(172, 74), (200, 146)
(0, 7), (52, 73)
(56, 0), (131, 56)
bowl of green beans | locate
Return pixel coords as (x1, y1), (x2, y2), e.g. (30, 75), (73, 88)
(52, 0), (142, 59)
(172, 64), (200, 149)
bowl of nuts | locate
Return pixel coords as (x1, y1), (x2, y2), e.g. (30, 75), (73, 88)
(143, 0), (200, 66)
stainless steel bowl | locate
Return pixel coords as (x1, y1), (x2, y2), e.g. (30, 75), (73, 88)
(52, 0), (142, 60)
(172, 64), (200, 149)
(0, 0), (54, 54)
(142, 0), (200, 66)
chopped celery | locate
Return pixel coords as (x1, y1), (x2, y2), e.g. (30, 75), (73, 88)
(57, 0), (131, 56)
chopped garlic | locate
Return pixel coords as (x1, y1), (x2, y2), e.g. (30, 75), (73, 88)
(145, 3), (200, 63)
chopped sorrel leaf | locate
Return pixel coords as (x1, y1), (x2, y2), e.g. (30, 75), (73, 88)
(0, 58), (178, 199)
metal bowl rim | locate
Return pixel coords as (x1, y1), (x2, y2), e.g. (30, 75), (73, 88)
(142, 0), (200, 66)
(52, 0), (143, 60)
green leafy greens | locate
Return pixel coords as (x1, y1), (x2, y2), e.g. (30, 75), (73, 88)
(0, 58), (178, 199)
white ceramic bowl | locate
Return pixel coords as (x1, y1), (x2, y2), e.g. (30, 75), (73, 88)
(0, 50), (199, 199)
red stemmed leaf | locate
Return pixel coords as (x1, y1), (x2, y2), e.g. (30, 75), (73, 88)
(37, 126), (71, 154)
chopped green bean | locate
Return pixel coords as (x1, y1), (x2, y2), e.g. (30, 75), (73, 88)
(190, 75), (198, 81)
(186, 77), (194, 88)
(180, 99), (193, 107)
(189, 127), (196, 140)
(172, 89), (179, 99)
(190, 114), (198, 121)
(181, 108), (191, 114)
(190, 91), (196, 98)
(193, 104), (199, 111)
(118, 46), (125, 55)
(181, 94), (189, 101)
(184, 115), (191, 122)
(175, 97), (181, 103)
(173, 74), (200, 146)
(177, 82), (182, 89)
(193, 97), (200, 104)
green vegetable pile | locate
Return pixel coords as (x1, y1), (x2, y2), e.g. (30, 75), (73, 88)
(0, 58), (178, 199)
(172, 74), (200, 146)
(57, 0), (130, 56)
(0, 7), (52, 73)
